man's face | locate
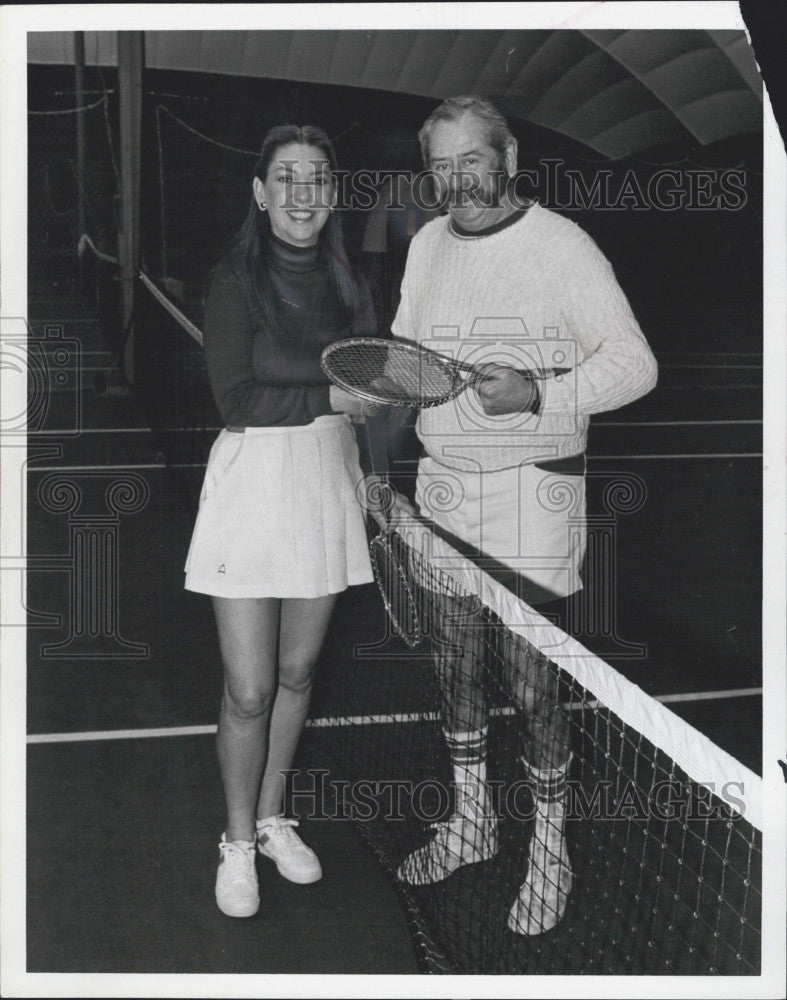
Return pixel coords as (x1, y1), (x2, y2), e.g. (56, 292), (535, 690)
(427, 114), (514, 231)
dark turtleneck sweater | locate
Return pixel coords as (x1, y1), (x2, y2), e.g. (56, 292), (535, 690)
(203, 234), (377, 427)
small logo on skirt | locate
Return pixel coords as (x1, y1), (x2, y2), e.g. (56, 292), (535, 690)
(217, 564), (226, 574)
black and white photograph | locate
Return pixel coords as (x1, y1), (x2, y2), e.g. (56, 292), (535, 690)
(1, 3), (785, 997)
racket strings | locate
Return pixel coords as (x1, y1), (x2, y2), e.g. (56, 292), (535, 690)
(370, 531), (422, 647)
(324, 340), (462, 406)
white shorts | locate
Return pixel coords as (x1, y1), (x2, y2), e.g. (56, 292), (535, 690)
(415, 455), (586, 603)
(184, 415), (373, 599)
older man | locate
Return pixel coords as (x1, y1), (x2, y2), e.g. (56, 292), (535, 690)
(391, 95), (657, 935)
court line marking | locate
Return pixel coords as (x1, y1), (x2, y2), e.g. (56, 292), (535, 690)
(26, 686), (762, 744)
(30, 317), (105, 324)
(594, 420), (761, 426)
(38, 362), (110, 371)
(25, 454), (762, 473)
(28, 464), (165, 472)
(658, 354), (762, 358)
(660, 384), (763, 389)
(39, 421), (758, 430)
(28, 427), (153, 435)
(163, 454), (763, 470)
(658, 364), (762, 369)
(587, 453), (761, 460)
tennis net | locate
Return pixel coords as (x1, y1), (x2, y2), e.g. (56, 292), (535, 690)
(309, 506), (762, 975)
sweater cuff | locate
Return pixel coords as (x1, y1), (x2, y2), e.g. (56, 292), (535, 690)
(307, 384), (333, 420)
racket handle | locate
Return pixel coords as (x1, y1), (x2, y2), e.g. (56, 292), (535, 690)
(364, 415), (396, 524)
(465, 364), (572, 384)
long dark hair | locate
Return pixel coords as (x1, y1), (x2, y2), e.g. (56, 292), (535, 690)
(229, 124), (359, 338)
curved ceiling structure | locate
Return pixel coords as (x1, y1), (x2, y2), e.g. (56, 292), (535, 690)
(27, 29), (762, 158)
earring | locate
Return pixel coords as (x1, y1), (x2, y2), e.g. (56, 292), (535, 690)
(258, 202), (267, 211)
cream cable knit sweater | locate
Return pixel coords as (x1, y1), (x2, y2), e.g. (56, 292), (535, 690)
(392, 203), (658, 472)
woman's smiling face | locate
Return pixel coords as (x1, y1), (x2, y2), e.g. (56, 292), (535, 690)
(254, 142), (335, 248)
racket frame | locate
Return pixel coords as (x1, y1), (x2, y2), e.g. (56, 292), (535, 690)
(321, 337), (472, 408)
(368, 529), (423, 648)
(321, 336), (566, 409)
(357, 412), (424, 648)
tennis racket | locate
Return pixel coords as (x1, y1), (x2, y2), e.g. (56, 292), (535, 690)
(369, 527), (424, 648)
(357, 414), (424, 649)
(321, 336), (570, 409)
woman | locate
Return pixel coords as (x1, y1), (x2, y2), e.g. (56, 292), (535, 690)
(185, 125), (377, 918)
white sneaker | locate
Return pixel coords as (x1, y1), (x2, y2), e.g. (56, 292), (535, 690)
(215, 834), (259, 918)
(256, 816), (322, 884)
(396, 813), (498, 885)
(507, 808), (573, 935)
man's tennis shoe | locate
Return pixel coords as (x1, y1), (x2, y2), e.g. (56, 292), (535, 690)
(508, 806), (573, 935)
(215, 834), (259, 918)
(396, 813), (498, 885)
(256, 816), (322, 884)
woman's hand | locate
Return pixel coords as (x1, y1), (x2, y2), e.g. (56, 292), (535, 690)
(329, 385), (383, 420)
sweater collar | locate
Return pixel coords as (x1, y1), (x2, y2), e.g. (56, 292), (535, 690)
(268, 232), (322, 272)
(449, 202), (533, 240)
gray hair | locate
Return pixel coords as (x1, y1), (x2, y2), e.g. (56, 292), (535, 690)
(418, 95), (517, 168)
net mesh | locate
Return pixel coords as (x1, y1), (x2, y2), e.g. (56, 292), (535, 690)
(309, 509), (762, 975)
(134, 270), (219, 475)
(28, 91), (120, 296)
(153, 103), (256, 290)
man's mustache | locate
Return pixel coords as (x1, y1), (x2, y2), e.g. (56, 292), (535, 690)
(430, 170), (508, 210)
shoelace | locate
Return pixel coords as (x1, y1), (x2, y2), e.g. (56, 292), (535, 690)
(220, 839), (255, 853)
(219, 840), (255, 875)
(260, 818), (303, 853)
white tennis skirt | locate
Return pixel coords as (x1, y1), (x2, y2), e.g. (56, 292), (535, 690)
(184, 415), (373, 599)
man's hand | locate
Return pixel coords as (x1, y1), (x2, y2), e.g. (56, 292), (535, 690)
(473, 364), (538, 416)
(391, 490), (417, 520)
